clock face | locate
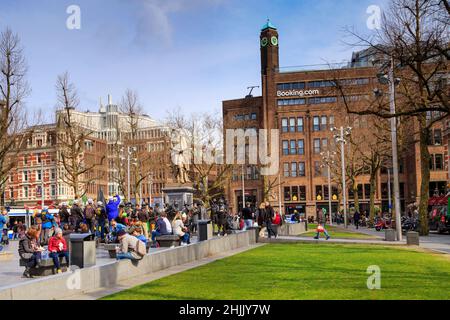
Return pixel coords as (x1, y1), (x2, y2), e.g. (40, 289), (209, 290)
(261, 37), (268, 47)
(271, 36), (278, 46)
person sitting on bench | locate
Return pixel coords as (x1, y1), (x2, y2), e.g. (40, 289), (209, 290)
(48, 228), (70, 274)
(130, 222), (147, 245)
(108, 219), (127, 243)
(18, 226), (44, 278)
(115, 229), (146, 261)
(172, 212), (190, 246)
(151, 212), (172, 246)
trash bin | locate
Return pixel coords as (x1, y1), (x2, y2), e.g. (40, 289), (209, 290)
(70, 233), (96, 268)
(198, 220), (213, 241)
(385, 229), (396, 241)
(406, 231), (419, 245)
(247, 226), (259, 242)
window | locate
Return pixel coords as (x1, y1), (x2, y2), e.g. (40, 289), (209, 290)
(51, 169), (56, 180)
(291, 162), (297, 177)
(37, 153), (42, 164)
(314, 139), (321, 154)
(277, 82), (305, 90)
(24, 155), (28, 165)
(321, 116), (327, 130)
(281, 118), (288, 133)
(284, 187), (291, 201)
(298, 162), (306, 176)
(297, 117), (304, 132)
(434, 129), (442, 145)
(297, 140), (304, 155)
(277, 98), (306, 106)
(314, 161), (321, 176)
(313, 116), (320, 131)
(329, 115), (335, 127)
(316, 186), (323, 199)
(289, 118), (296, 132)
(430, 155), (435, 170)
(51, 185), (56, 197)
(283, 163), (290, 177)
(435, 154), (443, 170)
(23, 171), (29, 182)
(292, 186), (299, 200)
(251, 113), (257, 120)
(321, 138), (328, 150)
(308, 80), (335, 88)
(36, 170), (42, 181)
(299, 186), (307, 200)
(308, 96), (337, 104)
(290, 140), (297, 155)
(282, 141), (289, 156)
(23, 186), (28, 198)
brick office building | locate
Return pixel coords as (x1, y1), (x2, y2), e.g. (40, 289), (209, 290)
(223, 21), (449, 218)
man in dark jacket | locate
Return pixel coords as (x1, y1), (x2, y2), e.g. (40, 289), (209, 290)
(242, 202), (254, 231)
(84, 199), (96, 233)
(96, 201), (108, 241)
(354, 211), (361, 229)
(264, 202), (276, 238)
(59, 203), (70, 226)
(69, 200), (84, 230)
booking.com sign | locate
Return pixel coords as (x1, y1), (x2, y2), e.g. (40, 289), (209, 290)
(170, 128), (280, 176)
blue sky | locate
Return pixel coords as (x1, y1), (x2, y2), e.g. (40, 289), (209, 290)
(0, 0), (387, 122)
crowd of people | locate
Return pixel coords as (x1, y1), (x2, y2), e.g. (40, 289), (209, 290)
(1, 196), (288, 278)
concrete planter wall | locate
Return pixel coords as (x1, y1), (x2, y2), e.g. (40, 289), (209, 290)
(278, 223), (306, 236)
(0, 230), (256, 300)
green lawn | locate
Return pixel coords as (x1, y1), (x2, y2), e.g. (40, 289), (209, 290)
(301, 224), (379, 240)
(102, 243), (450, 300)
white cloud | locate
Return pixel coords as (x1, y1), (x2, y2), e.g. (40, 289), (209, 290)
(130, 0), (225, 46)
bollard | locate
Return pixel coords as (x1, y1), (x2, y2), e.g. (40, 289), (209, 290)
(406, 231), (420, 245)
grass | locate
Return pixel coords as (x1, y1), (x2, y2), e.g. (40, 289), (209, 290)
(301, 224), (379, 240)
(102, 243), (450, 300)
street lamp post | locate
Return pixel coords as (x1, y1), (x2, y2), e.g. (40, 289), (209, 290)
(41, 153), (46, 208)
(321, 150), (336, 226)
(375, 57), (402, 241)
(241, 165), (245, 210)
(332, 126), (352, 228)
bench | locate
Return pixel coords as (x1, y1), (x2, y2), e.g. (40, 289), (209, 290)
(104, 241), (151, 258)
(155, 234), (181, 247)
(19, 257), (69, 277)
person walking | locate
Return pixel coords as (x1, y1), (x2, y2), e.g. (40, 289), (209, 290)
(256, 202), (266, 237)
(265, 202), (276, 239)
(314, 208), (330, 240)
(69, 200), (84, 230)
(354, 210), (361, 230)
(242, 202), (253, 231)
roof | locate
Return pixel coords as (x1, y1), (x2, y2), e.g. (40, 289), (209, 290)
(261, 19), (277, 31)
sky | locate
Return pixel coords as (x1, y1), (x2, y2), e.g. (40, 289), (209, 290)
(0, 0), (388, 123)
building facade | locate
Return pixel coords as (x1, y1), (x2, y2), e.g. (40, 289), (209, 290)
(223, 21), (449, 218)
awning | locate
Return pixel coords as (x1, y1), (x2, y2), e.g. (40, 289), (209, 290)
(429, 196), (449, 206)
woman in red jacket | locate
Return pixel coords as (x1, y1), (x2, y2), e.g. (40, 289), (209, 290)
(48, 228), (69, 273)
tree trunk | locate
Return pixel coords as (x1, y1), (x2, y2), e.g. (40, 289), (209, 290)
(418, 119), (430, 235)
(352, 182), (359, 213)
(369, 171), (377, 224)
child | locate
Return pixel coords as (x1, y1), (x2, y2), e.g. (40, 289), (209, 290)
(314, 224), (330, 240)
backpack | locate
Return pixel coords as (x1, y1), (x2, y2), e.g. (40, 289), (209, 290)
(272, 213), (281, 225)
(135, 238), (146, 257)
(84, 206), (95, 219)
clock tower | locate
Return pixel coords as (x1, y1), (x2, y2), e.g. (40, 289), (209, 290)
(260, 19), (279, 76)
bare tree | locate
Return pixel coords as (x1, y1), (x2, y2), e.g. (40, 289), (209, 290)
(341, 0), (449, 234)
(0, 27), (31, 208)
(56, 72), (105, 199)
